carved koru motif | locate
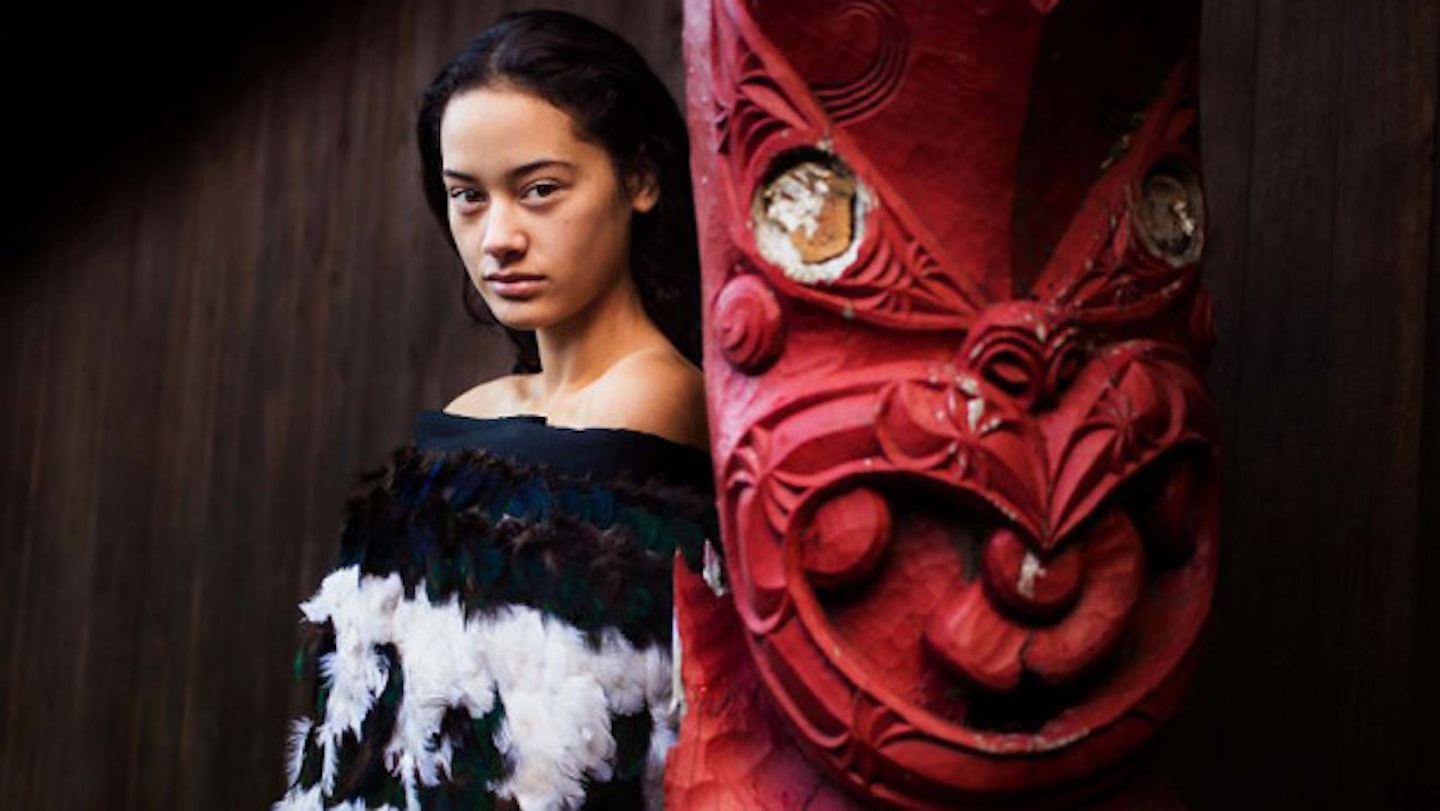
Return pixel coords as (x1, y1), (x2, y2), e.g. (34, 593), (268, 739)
(677, 0), (1214, 808)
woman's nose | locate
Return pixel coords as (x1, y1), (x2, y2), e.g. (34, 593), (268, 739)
(481, 202), (527, 264)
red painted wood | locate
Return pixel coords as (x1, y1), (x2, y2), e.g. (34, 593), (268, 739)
(676, 0), (1213, 806)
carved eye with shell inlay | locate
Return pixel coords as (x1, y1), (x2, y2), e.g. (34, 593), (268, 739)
(1134, 156), (1204, 266)
(751, 149), (869, 284)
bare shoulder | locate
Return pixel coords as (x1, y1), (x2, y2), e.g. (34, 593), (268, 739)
(584, 347), (709, 451)
(443, 374), (537, 419)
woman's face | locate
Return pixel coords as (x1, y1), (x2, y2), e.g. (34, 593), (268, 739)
(439, 85), (656, 334)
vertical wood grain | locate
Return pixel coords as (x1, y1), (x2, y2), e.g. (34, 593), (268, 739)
(1410, 7), (1440, 806)
(1174, 0), (1438, 808)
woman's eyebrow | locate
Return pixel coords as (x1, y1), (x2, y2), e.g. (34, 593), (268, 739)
(508, 158), (573, 181)
(442, 159), (574, 185)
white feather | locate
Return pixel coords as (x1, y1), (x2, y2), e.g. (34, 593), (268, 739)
(297, 569), (406, 796)
(289, 564), (686, 808)
(311, 570), (403, 746)
(590, 629), (647, 715)
(333, 801), (395, 811)
(644, 711), (677, 811)
(396, 751), (421, 811)
(319, 733), (339, 796)
(640, 643), (674, 720)
(495, 677), (612, 811)
(480, 606), (544, 687)
(485, 611), (644, 810)
(284, 716), (313, 786)
(270, 784), (323, 811)
(385, 591), (496, 786)
(298, 567), (359, 624)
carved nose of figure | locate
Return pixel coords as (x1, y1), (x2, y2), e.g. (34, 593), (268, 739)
(958, 302), (1084, 412)
(482, 203), (527, 266)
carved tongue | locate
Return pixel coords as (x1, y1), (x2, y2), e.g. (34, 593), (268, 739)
(983, 527), (1082, 621)
(925, 510), (1147, 691)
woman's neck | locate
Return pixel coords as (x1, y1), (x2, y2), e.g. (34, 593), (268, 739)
(532, 276), (664, 406)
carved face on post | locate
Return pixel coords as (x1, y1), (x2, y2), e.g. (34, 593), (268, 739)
(686, 0), (1215, 805)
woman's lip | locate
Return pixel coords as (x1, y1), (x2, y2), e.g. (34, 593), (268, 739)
(485, 275), (545, 298)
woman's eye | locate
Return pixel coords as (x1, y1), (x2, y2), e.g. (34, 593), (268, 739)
(522, 181), (562, 202)
(448, 188), (486, 212)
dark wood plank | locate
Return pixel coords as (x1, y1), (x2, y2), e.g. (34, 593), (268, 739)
(1175, 0), (1438, 808)
(1320, 0), (1435, 803)
(1165, 0), (1259, 794)
(1412, 22), (1440, 806)
(1181, 0), (1352, 803)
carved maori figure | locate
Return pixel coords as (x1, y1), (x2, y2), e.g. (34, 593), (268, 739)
(671, 0), (1215, 808)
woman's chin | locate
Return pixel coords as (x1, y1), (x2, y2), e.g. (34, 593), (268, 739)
(484, 299), (550, 331)
(494, 317), (542, 332)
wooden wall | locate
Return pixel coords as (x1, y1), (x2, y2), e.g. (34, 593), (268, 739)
(0, 0), (1435, 808)
(1172, 1), (1439, 808)
(0, 1), (682, 807)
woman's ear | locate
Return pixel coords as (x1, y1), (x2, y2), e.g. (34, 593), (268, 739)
(628, 168), (660, 214)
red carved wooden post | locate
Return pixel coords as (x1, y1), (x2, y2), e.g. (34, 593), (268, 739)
(672, 0), (1216, 807)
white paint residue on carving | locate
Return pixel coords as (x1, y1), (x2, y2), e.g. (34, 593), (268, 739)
(754, 162), (872, 285)
(1032, 727), (1090, 751)
(1173, 198), (1197, 237)
(1017, 552), (1044, 599)
(966, 398), (985, 432)
(957, 374), (981, 398)
(765, 168), (829, 239)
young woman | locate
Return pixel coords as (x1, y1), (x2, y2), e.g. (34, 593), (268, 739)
(276, 11), (714, 810)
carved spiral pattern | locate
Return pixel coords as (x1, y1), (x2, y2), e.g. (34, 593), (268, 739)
(812, 0), (910, 125)
(714, 272), (786, 373)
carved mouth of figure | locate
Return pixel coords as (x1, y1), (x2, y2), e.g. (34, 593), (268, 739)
(717, 338), (1216, 782)
(795, 480), (1030, 730)
(794, 451), (1210, 735)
